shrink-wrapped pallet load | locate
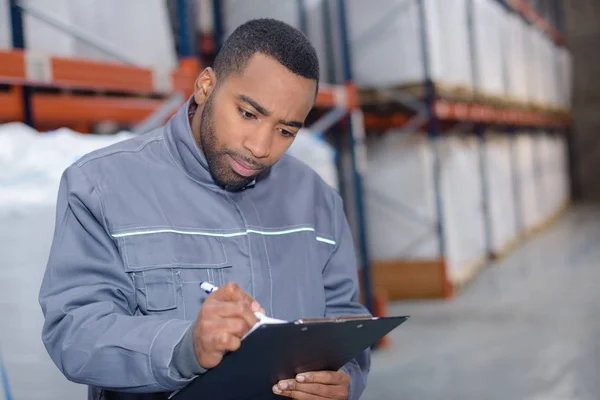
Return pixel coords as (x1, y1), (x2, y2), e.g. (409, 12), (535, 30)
(484, 133), (519, 256)
(0, 0), (178, 69)
(364, 132), (487, 298)
(346, 0), (473, 94)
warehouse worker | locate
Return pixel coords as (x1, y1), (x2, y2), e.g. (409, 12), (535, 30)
(39, 18), (369, 400)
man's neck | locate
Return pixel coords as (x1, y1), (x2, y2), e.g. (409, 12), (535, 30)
(188, 100), (203, 149)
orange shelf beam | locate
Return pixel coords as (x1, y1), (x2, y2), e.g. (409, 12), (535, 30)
(362, 100), (570, 131)
(315, 83), (358, 109)
(0, 49), (197, 95)
(51, 57), (155, 93)
(31, 94), (165, 125)
(0, 88), (23, 121)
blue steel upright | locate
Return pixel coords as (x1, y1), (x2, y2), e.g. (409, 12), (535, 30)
(176, 0), (196, 58)
(417, 0), (447, 271)
(9, 0), (33, 127)
(337, 0), (374, 315)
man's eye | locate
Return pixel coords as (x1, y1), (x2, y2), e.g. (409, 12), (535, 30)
(238, 108), (256, 120)
(279, 128), (296, 138)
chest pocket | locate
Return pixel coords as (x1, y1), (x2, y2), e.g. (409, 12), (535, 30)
(117, 231), (230, 318)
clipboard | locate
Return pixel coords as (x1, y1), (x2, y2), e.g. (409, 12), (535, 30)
(171, 315), (408, 400)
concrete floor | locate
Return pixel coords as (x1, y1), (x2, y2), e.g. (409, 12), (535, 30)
(1, 205), (599, 399)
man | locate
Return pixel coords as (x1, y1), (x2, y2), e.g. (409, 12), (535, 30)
(39, 18), (370, 400)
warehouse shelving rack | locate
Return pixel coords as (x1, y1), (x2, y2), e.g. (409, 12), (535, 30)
(351, 0), (571, 300)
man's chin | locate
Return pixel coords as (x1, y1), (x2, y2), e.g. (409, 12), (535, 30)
(214, 172), (255, 191)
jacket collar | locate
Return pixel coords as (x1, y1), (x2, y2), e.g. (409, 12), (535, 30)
(164, 96), (259, 190)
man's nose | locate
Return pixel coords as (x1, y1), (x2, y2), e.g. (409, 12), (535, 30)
(243, 125), (272, 159)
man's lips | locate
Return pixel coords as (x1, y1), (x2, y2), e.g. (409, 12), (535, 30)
(228, 154), (263, 177)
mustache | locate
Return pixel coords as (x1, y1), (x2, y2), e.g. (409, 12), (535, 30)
(226, 151), (266, 169)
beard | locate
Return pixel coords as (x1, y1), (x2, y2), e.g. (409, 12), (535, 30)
(198, 96), (264, 191)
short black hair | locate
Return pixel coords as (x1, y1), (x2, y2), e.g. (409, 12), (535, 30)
(213, 18), (320, 87)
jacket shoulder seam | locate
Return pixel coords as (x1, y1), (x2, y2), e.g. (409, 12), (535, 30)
(76, 135), (163, 168)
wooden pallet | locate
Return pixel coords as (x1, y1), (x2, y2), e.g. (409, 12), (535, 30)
(366, 258), (448, 300)
(525, 201), (570, 237)
(450, 255), (489, 293)
(358, 81), (475, 106)
(491, 234), (524, 261)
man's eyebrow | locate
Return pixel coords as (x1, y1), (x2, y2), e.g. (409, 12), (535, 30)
(238, 95), (270, 117)
(238, 94), (304, 129)
(280, 120), (303, 129)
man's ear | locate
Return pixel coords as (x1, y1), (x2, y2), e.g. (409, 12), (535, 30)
(194, 67), (217, 106)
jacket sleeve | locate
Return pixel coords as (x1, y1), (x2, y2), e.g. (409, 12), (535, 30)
(322, 192), (371, 400)
(39, 165), (199, 393)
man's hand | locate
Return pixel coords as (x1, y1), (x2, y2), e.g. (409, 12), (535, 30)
(192, 282), (263, 369)
(273, 370), (350, 399)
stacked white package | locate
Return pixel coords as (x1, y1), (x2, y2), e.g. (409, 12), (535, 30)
(286, 129), (338, 191)
(557, 47), (573, 109)
(0, 0), (13, 49)
(364, 133), (439, 262)
(346, 0), (472, 90)
(484, 133), (518, 255)
(68, 0), (178, 69)
(504, 13), (530, 105)
(439, 135), (487, 283)
(472, 0), (508, 99)
(0, 0), (178, 69)
(22, 0), (76, 57)
(514, 133), (540, 232)
(365, 131), (487, 285)
(537, 133), (570, 220)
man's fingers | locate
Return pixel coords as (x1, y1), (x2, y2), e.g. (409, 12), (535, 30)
(274, 381), (330, 398)
(212, 331), (241, 353)
(207, 301), (258, 329)
(295, 370), (347, 385)
(272, 384), (329, 399)
(211, 282), (262, 312)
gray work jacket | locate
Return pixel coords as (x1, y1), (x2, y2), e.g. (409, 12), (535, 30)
(39, 98), (370, 400)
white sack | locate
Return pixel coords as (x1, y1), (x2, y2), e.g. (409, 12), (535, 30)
(346, 0), (472, 89)
(0, 123), (133, 209)
(0, 0), (12, 50)
(484, 133), (518, 254)
(472, 0), (507, 98)
(287, 130), (338, 190)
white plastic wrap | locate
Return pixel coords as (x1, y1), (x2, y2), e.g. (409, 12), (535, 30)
(0, 0), (177, 69)
(365, 132), (487, 283)
(505, 13), (530, 104)
(537, 133), (569, 219)
(0, 0), (11, 49)
(439, 136), (486, 281)
(484, 133), (518, 254)
(22, 0), (76, 57)
(557, 47), (573, 108)
(68, 0), (177, 69)
(0, 123), (133, 209)
(346, 0), (472, 89)
(472, 0), (507, 97)
(286, 130), (338, 190)
(365, 133), (439, 261)
(529, 27), (548, 106)
(515, 133), (540, 232)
